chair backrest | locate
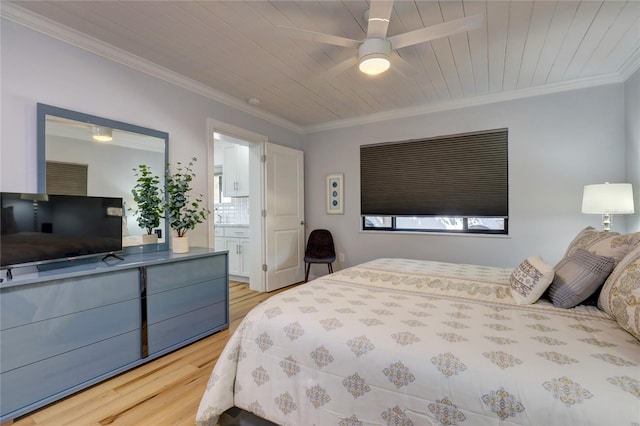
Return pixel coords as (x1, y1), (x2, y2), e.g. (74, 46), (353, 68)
(305, 229), (335, 259)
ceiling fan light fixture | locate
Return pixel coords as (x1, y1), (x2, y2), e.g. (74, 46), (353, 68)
(359, 54), (391, 75)
(358, 38), (392, 75)
(92, 126), (113, 142)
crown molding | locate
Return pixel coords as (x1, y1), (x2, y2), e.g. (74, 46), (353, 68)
(303, 72), (629, 134)
(1, 3), (305, 134)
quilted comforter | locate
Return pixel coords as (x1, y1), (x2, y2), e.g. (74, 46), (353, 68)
(196, 258), (640, 426)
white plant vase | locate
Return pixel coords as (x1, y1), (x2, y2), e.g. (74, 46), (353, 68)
(172, 236), (189, 254)
(142, 233), (158, 245)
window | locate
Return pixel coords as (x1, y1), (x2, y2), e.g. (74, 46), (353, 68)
(213, 174), (231, 205)
(46, 161), (88, 196)
(360, 129), (508, 234)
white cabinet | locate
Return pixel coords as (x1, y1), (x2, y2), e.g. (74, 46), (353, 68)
(223, 145), (249, 197)
(224, 238), (242, 275)
(217, 226), (250, 280)
(240, 238), (251, 277)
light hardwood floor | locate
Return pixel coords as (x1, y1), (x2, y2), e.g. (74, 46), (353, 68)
(8, 281), (297, 426)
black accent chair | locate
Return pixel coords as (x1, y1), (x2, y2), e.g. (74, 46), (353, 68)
(304, 229), (336, 282)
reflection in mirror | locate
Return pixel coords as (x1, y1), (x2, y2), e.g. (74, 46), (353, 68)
(37, 104), (169, 253)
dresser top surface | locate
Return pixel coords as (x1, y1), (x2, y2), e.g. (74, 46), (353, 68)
(1, 248), (228, 289)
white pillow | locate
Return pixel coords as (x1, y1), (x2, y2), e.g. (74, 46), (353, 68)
(510, 256), (555, 305)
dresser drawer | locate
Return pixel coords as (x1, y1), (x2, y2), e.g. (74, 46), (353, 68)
(0, 330), (139, 418)
(1, 269), (139, 330)
(1, 299), (139, 373)
(147, 300), (227, 355)
(146, 255), (226, 294)
(146, 277), (226, 325)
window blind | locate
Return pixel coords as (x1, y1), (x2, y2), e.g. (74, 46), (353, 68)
(360, 128), (508, 217)
(46, 161), (88, 196)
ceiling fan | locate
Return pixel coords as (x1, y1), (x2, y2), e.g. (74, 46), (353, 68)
(278, 0), (483, 77)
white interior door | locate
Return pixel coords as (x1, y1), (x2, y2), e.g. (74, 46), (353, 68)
(265, 143), (305, 291)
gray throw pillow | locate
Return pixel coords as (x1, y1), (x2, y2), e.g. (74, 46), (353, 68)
(547, 248), (615, 308)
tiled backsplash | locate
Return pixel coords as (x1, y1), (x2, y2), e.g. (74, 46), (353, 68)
(215, 197), (249, 224)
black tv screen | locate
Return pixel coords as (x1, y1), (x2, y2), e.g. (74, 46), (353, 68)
(1, 192), (123, 269)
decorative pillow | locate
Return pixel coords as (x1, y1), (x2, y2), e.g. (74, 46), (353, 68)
(561, 226), (640, 267)
(547, 249), (615, 308)
(1, 206), (19, 235)
(598, 245), (640, 341)
(510, 256), (555, 305)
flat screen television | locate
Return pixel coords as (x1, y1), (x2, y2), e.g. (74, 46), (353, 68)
(1, 192), (123, 270)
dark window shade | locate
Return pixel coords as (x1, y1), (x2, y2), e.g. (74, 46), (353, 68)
(360, 129), (508, 216)
(46, 161), (88, 196)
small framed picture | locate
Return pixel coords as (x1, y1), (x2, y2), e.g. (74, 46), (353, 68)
(326, 173), (344, 214)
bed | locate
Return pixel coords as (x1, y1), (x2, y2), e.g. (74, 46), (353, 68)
(196, 227), (640, 426)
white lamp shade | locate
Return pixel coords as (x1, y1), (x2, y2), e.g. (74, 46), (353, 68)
(582, 183), (635, 214)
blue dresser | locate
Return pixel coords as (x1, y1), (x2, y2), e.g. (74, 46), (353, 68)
(0, 248), (228, 423)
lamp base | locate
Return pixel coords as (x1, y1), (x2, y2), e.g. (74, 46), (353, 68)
(602, 213), (611, 232)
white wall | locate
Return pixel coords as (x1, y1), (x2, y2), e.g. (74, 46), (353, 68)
(625, 68), (640, 231)
(1, 19), (302, 248)
(304, 84), (627, 272)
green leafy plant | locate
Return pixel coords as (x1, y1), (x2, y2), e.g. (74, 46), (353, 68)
(131, 164), (164, 235)
(165, 157), (210, 237)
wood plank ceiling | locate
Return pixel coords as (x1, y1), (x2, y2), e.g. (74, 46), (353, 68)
(5, 1), (640, 131)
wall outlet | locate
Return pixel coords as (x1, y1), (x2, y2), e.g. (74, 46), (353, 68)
(338, 253), (345, 262)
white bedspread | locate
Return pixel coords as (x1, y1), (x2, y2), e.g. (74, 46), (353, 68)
(196, 258), (640, 426)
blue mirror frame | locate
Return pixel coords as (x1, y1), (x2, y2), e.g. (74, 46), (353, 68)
(37, 103), (170, 254)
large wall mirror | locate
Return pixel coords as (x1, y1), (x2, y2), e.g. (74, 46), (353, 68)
(37, 103), (169, 253)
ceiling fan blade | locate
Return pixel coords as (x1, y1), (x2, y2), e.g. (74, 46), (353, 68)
(388, 14), (483, 50)
(367, 0), (394, 38)
(324, 57), (359, 80)
(277, 25), (360, 49)
(390, 52), (417, 78)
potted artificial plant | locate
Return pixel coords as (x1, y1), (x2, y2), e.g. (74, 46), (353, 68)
(165, 157), (210, 253)
(131, 164), (164, 244)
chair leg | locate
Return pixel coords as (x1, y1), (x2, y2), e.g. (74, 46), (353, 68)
(328, 263), (333, 274)
(305, 263), (310, 282)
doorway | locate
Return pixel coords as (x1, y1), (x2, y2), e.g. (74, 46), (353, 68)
(207, 119), (305, 292)
(212, 133), (251, 283)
